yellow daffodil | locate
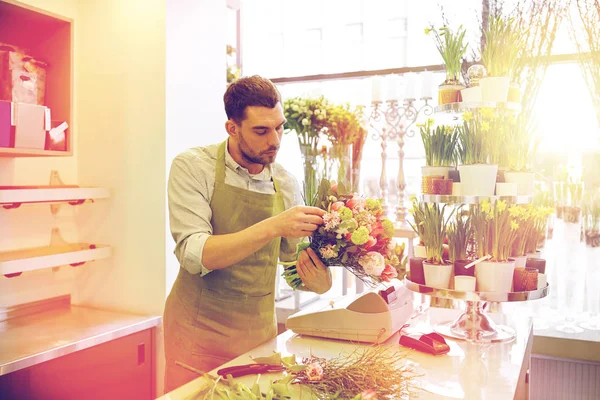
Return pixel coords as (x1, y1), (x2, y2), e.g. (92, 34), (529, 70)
(480, 200), (492, 214)
(481, 121), (490, 132)
(509, 206), (522, 218)
(462, 111), (473, 122)
(424, 26), (432, 35)
(480, 107), (495, 120)
(510, 220), (519, 231)
(496, 200), (507, 212)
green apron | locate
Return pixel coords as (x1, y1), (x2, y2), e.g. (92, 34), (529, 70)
(164, 140), (285, 392)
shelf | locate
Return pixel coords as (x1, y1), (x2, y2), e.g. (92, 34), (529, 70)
(404, 278), (549, 302)
(0, 186), (109, 208)
(0, 148), (72, 157)
(421, 194), (533, 205)
(1, 243), (111, 276)
(435, 101), (521, 114)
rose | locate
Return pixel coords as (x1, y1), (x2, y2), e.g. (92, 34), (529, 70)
(358, 251), (386, 276)
(364, 236), (377, 249)
(305, 362), (323, 382)
(346, 196), (366, 211)
(380, 264), (398, 282)
(330, 201), (344, 212)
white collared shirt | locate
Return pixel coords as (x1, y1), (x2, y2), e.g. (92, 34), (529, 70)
(168, 141), (303, 275)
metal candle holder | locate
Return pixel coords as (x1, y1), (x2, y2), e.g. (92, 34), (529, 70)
(368, 97), (433, 225)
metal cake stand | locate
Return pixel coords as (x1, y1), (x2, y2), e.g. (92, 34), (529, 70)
(404, 278), (549, 343)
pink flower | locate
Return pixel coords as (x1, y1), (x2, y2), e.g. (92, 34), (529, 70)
(331, 183), (338, 192)
(323, 212), (341, 231)
(358, 252), (386, 276)
(330, 201), (344, 212)
(305, 362), (323, 382)
(364, 236), (377, 249)
(380, 264), (398, 282)
(361, 389), (378, 399)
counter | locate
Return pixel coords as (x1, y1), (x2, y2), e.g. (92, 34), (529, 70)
(0, 304), (162, 376)
(159, 307), (533, 399)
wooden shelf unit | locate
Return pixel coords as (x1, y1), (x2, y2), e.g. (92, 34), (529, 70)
(0, 0), (73, 157)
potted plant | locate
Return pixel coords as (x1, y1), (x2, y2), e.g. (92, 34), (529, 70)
(447, 210), (473, 277)
(457, 109), (497, 196)
(426, 25), (468, 104)
(564, 179), (584, 223)
(583, 192), (600, 247)
(480, 14), (524, 102)
(509, 205), (535, 267)
(471, 200), (520, 292)
(410, 202), (456, 289)
(503, 120), (541, 196)
(419, 119), (458, 194)
(408, 197), (427, 281)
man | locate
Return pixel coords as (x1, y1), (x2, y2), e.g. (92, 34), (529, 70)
(164, 75), (332, 392)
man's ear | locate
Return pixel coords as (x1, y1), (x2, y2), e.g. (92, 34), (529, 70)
(225, 120), (238, 138)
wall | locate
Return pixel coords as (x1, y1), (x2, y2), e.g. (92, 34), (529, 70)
(0, 0), (79, 309)
(165, 0), (227, 295)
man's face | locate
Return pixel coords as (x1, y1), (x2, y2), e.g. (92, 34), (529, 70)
(234, 103), (286, 166)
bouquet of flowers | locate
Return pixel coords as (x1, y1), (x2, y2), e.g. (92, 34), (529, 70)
(283, 179), (407, 290)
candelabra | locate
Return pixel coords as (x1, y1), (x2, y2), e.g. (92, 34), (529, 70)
(368, 97), (433, 225)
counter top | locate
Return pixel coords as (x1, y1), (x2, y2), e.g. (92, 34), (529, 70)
(159, 307), (533, 400)
(0, 305), (161, 376)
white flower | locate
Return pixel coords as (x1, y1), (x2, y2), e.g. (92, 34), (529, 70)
(292, 104), (299, 111)
(358, 252), (386, 276)
(301, 118), (309, 126)
(319, 244), (338, 259)
(323, 211), (341, 231)
(314, 109), (320, 115)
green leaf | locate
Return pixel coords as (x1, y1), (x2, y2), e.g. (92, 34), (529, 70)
(281, 355), (297, 366)
(251, 352), (282, 366)
(271, 383), (291, 397)
(287, 364), (308, 373)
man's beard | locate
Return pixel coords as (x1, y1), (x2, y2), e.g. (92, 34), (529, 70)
(238, 134), (278, 166)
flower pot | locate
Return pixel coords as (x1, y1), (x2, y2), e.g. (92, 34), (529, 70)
(511, 255), (527, 268)
(422, 175), (443, 194)
(454, 259), (475, 277)
(507, 83), (521, 103)
(414, 245), (427, 258)
(408, 257), (426, 284)
(460, 86), (482, 102)
(433, 178), (453, 195)
(475, 259), (515, 292)
(439, 83), (465, 104)
(526, 251), (542, 259)
(452, 182), (463, 196)
(448, 167), (460, 182)
(563, 206), (581, 223)
(423, 261), (453, 289)
(526, 257), (546, 274)
(479, 76), (510, 102)
(454, 275), (476, 292)
(495, 182), (518, 196)
(513, 267), (538, 292)
(422, 166), (450, 179)
(537, 273), (547, 289)
(504, 172), (535, 196)
(458, 164), (498, 197)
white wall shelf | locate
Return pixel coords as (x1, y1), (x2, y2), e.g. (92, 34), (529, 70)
(0, 186), (109, 209)
(1, 243), (112, 277)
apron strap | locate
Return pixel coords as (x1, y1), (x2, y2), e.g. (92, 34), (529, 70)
(215, 140), (228, 184)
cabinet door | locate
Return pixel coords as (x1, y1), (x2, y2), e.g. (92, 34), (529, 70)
(0, 328), (154, 400)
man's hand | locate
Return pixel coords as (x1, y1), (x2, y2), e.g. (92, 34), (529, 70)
(270, 206), (325, 238)
(296, 248), (332, 294)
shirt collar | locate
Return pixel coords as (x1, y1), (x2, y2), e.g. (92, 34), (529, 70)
(225, 139), (273, 181)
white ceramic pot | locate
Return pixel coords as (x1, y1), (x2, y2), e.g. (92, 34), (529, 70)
(423, 262), (453, 289)
(458, 164), (498, 197)
(475, 259), (516, 292)
(460, 86), (482, 102)
(414, 245), (427, 258)
(504, 172), (535, 196)
(526, 251), (541, 259)
(422, 166), (450, 180)
(537, 273), (547, 290)
(511, 255), (527, 268)
(452, 182), (463, 196)
(479, 76), (510, 102)
(495, 182), (518, 196)
(454, 275), (476, 292)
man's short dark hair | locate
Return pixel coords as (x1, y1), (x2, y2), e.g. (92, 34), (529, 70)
(224, 75), (282, 124)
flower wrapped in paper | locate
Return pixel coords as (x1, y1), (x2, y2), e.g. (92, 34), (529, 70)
(282, 179), (407, 290)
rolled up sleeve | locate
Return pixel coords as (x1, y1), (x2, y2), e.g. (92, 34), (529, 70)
(279, 171), (305, 263)
(168, 156), (213, 276)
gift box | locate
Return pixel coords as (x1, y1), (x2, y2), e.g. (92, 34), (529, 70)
(14, 102), (46, 149)
(0, 43), (47, 105)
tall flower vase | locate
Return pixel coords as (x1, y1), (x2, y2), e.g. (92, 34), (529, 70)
(330, 143), (353, 192)
(299, 143), (321, 205)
